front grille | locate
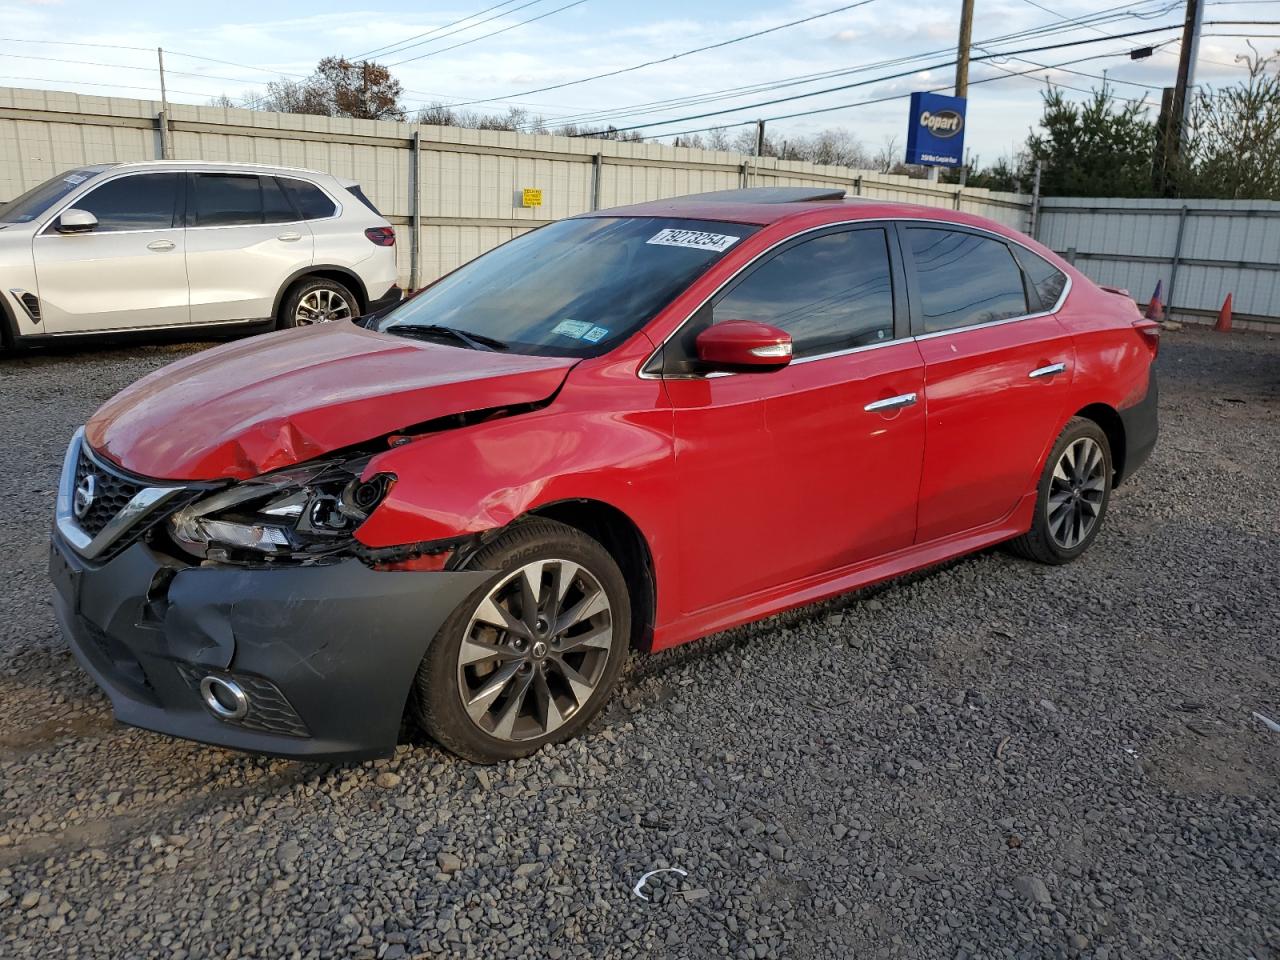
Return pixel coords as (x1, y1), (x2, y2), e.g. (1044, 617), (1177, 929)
(74, 446), (144, 538)
(174, 664), (311, 738)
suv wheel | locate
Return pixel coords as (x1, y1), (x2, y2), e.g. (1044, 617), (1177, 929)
(1007, 417), (1113, 565)
(278, 278), (359, 329)
(413, 519), (631, 763)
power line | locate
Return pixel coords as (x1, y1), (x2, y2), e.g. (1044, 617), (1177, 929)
(505, 0), (1183, 129)
(574, 23), (1198, 136)
(442, 0), (883, 106)
(388, 0), (592, 66)
(649, 48), (1163, 141)
(353, 0), (530, 60)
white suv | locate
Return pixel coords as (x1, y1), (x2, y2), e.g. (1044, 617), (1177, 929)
(0, 160), (401, 348)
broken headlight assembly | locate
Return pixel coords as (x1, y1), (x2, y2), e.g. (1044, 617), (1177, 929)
(167, 459), (394, 564)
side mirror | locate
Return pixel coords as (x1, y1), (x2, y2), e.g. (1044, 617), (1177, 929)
(695, 319), (793, 372)
(55, 209), (98, 234)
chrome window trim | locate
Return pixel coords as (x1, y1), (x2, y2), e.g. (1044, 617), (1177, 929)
(56, 428), (187, 560)
(638, 215), (1070, 381)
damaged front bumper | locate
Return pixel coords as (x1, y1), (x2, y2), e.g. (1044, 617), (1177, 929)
(50, 530), (493, 761)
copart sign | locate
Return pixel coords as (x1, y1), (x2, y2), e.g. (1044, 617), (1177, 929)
(905, 91), (967, 168)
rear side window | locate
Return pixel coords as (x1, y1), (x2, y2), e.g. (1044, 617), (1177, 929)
(1014, 247), (1068, 311)
(280, 179), (337, 220)
(712, 228), (894, 358)
(346, 185), (382, 215)
(192, 174), (262, 226)
(907, 228), (1028, 334)
(72, 173), (180, 231)
(262, 177), (298, 223)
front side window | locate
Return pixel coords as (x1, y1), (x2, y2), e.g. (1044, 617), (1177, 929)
(711, 228), (894, 358)
(378, 217), (758, 358)
(191, 174), (263, 227)
(907, 228), (1028, 334)
(0, 167), (112, 224)
(67, 173), (181, 232)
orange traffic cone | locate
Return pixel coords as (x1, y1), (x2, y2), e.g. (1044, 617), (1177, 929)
(1215, 293), (1233, 333)
(1145, 281), (1164, 321)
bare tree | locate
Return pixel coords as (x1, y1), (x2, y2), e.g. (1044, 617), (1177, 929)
(872, 135), (900, 173)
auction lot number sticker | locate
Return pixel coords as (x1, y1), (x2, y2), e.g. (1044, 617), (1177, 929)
(646, 228), (740, 252)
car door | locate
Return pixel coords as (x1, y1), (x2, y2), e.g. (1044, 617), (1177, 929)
(32, 171), (188, 333)
(661, 224), (926, 616)
(903, 224), (1077, 543)
(183, 172), (315, 324)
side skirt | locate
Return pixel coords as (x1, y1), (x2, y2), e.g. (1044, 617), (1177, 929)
(651, 494), (1036, 652)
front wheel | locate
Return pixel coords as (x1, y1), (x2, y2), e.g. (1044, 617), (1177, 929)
(1007, 417), (1113, 565)
(412, 519), (631, 763)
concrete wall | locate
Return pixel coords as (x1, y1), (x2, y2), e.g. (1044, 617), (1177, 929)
(0, 86), (1032, 288)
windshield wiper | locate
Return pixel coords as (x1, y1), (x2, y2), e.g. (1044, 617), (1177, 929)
(383, 323), (509, 352)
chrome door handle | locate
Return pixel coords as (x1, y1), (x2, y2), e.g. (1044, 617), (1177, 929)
(864, 392), (918, 413)
(146, 239), (176, 251)
(1028, 362), (1067, 379)
(277, 232), (302, 242)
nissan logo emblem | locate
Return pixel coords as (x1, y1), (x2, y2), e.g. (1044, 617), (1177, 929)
(73, 474), (97, 521)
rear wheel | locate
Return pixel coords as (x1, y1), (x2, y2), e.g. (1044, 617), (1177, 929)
(1007, 417), (1112, 565)
(413, 520), (631, 763)
(277, 277), (359, 330)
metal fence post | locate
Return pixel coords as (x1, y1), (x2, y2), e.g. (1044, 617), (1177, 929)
(1029, 160), (1043, 239)
(592, 152), (603, 211)
(1167, 204), (1189, 316)
(409, 130), (422, 292)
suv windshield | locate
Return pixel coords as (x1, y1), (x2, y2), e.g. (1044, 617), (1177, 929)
(376, 216), (758, 357)
(0, 166), (110, 224)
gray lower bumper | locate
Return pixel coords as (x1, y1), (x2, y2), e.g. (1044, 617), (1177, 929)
(50, 532), (493, 761)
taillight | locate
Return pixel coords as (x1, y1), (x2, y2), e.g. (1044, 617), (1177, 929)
(364, 226), (395, 247)
(1133, 319), (1161, 360)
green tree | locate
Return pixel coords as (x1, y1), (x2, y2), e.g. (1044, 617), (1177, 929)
(1175, 48), (1280, 200)
(1026, 84), (1157, 197)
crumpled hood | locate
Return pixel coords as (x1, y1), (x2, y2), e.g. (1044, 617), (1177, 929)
(85, 323), (577, 481)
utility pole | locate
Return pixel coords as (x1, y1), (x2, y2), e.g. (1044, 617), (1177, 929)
(932, 0), (975, 184)
(755, 119), (766, 158)
(955, 0), (974, 98)
(1163, 0), (1203, 193)
(157, 47), (172, 160)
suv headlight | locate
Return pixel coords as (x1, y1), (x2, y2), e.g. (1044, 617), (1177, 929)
(168, 458), (393, 562)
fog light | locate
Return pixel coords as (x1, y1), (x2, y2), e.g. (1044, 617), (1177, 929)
(199, 675), (249, 720)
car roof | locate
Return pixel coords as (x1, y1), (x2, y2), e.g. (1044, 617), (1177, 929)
(583, 187), (1025, 238)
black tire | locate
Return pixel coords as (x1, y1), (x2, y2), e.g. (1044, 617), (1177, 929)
(412, 519), (631, 763)
(276, 277), (360, 330)
(1007, 416), (1113, 565)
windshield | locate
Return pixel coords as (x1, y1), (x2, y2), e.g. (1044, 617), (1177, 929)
(0, 167), (108, 224)
(376, 216), (758, 357)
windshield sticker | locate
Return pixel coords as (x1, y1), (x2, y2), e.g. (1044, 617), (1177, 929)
(63, 173), (89, 185)
(552, 319), (593, 339)
(646, 228), (740, 253)
(582, 325), (609, 343)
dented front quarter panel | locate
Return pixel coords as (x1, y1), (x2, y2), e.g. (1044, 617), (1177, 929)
(355, 336), (679, 612)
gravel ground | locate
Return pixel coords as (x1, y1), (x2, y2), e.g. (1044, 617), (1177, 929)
(1, 327), (1277, 960)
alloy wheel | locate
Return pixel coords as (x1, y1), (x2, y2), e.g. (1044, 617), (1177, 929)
(1047, 436), (1106, 549)
(457, 559), (614, 742)
(294, 288), (353, 325)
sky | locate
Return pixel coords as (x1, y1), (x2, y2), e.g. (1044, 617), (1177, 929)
(2, 0), (1278, 164)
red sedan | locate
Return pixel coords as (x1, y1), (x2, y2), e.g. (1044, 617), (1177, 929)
(50, 187), (1159, 763)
